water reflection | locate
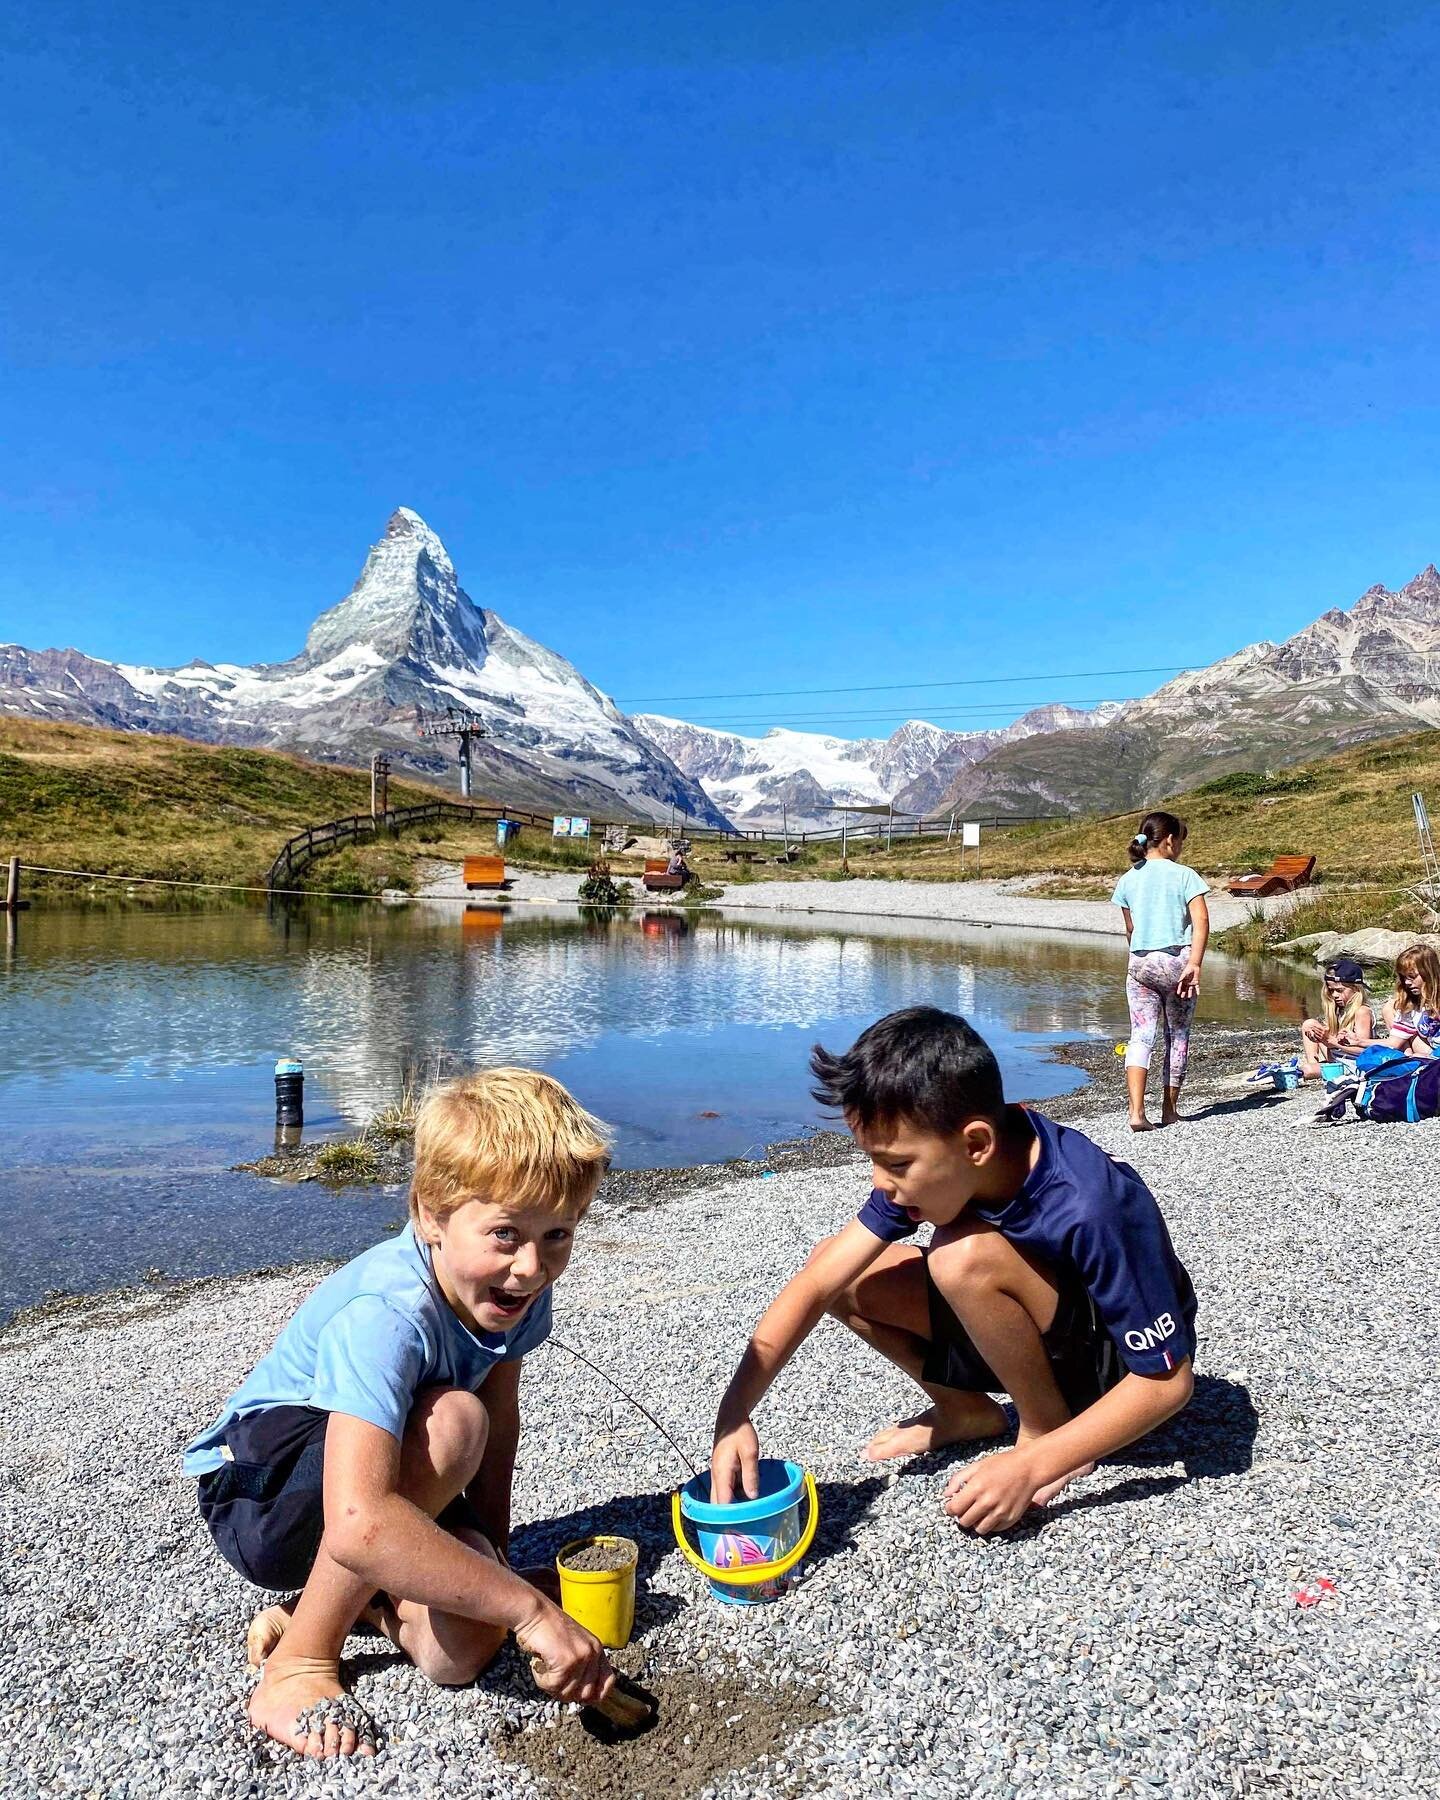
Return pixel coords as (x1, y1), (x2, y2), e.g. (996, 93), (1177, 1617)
(1, 900), (1312, 1147)
(0, 902), (1313, 1317)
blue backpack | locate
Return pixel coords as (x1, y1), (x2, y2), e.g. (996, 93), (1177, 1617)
(1352, 1045), (1440, 1123)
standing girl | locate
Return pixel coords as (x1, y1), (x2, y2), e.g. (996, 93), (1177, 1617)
(1111, 811), (1209, 1131)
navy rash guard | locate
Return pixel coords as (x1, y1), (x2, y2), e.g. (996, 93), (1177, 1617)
(857, 1110), (1197, 1375)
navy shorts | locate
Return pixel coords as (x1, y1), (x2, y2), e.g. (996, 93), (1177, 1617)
(196, 1405), (482, 1592)
(921, 1259), (1123, 1415)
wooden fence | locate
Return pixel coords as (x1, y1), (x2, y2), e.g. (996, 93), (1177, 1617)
(267, 800), (1073, 890)
(265, 801), (561, 891)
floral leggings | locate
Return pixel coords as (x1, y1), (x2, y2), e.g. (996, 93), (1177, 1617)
(1125, 949), (1197, 1089)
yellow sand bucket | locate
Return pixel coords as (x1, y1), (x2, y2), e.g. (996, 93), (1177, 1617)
(555, 1534), (638, 1648)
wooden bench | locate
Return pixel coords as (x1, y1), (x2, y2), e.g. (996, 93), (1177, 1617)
(642, 858), (687, 892)
(1226, 854), (1316, 897)
(463, 855), (507, 889)
(722, 847), (760, 863)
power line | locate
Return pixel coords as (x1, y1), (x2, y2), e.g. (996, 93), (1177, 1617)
(616, 664), (1188, 706)
(666, 698), (1134, 729)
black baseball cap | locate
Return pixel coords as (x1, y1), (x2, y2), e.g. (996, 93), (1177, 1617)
(1325, 956), (1364, 984)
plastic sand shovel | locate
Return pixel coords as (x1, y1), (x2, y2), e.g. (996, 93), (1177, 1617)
(555, 1535), (638, 1648)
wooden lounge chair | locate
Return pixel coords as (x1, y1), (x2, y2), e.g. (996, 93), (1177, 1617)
(1226, 854), (1316, 897)
(642, 858), (686, 892)
(463, 855), (507, 890)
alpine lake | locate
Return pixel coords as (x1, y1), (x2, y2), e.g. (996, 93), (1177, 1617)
(0, 898), (1313, 1319)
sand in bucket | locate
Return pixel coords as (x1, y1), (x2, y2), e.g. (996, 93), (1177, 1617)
(556, 1534), (639, 1647)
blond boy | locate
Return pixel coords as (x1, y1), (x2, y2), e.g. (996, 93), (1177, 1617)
(184, 1069), (615, 1758)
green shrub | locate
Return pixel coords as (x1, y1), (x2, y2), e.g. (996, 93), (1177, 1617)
(1195, 770), (1318, 800)
(577, 859), (632, 906)
(314, 1139), (381, 1183)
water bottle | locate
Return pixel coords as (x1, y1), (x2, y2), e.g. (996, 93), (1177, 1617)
(274, 1058), (304, 1127)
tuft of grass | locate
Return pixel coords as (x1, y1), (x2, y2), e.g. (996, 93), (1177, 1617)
(313, 1139), (382, 1184)
(1215, 885), (1431, 957)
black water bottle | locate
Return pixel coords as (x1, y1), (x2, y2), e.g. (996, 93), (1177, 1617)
(274, 1058), (304, 1127)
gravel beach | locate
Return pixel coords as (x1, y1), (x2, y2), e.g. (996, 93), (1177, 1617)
(6, 1057), (1439, 1799)
(415, 867), (1294, 938)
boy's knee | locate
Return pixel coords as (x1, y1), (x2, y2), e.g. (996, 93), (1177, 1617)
(411, 1622), (506, 1688)
(411, 1386), (489, 1476)
(930, 1223), (1010, 1295)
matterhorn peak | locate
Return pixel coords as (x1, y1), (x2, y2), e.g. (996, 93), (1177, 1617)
(301, 507), (472, 666)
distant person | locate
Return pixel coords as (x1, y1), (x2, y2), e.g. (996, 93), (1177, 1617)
(1298, 957), (1374, 1078)
(666, 845), (691, 881)
(1382, 943), (1440, 1055)
(1111, 811), (1209, 1131)
(183, 1070), (616, 1760)
(709, 1007), (1195, 1533)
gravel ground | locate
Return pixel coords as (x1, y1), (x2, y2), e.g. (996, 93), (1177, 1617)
(5, 1067), (1439, 1799)
(414, 866), (1292, 938)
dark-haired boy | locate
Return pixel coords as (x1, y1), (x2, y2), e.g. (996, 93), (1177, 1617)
(711, 1007), (1196, 1533)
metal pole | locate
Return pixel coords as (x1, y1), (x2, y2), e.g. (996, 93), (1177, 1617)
(4, 856), (18, 911)
(459, 733), (472, 799)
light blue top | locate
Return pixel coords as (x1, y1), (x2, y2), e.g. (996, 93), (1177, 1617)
(1111, 858), (1208, 953)
(182, 1224), (553, 1476)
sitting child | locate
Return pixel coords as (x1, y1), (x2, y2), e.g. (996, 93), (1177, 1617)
(183, 1068), (616, 1759)
(710, 1007), (1195, 1533)
(1298, 956), (1374, 1078)
(1382, 943), (1440, 1055)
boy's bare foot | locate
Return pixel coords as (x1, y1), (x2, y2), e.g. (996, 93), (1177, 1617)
(246, 1599), (297, 1667)
(247, 1594), (398, 1667)
(862, 1394), (1007, 1462)
(1128, 1117), (1155, 1132)
(248, 1653), (379, 1758)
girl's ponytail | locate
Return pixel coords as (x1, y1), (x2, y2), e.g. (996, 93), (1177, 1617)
(1127, 810), (1186, 868)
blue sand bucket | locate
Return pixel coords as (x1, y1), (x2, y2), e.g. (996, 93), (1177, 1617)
(1320, 1061), (1346, 1085)
(1272, 1068), (1302, 1092)
(671, 1460), (819, 1606)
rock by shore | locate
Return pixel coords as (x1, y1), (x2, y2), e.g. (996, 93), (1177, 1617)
(5, 1043), (1438, 1798)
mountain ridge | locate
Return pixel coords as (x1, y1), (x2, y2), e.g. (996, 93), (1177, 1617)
(0, 509), (729, 828)
(924, 563), (1440, 818)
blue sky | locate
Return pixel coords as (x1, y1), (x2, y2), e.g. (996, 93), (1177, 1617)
(5, 0), (1440, 738)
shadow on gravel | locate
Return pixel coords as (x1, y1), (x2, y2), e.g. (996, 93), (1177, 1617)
(510, 1486), (688, 1634)
(1114, 1373), (1259, 1477)
(1041, 1375), (1259, 1526)
(804, 1473), (889, 1575)
(1182, 1092), (1296, 1122)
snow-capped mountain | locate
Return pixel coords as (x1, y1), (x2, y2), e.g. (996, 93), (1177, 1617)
(927, 565), (1440, 817)
(0, 509), (729, 827)
(633, 704), (1119, 829)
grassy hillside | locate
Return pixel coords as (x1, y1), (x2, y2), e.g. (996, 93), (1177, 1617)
(5, 715), (1436, 932)
(678, 728), (1439, 887)
(673, 729), (1440, 949)
(0, 717), (506, 894)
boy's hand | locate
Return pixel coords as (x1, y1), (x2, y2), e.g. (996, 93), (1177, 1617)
(515, 1603), (613, 1706)
(710, 1417), (762, 1505)
(941, 1447), (1042, 1536)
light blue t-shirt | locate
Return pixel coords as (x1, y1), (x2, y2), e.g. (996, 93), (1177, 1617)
(1111, 859), (1208, 953)
(182, 1224), (553, 1477)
